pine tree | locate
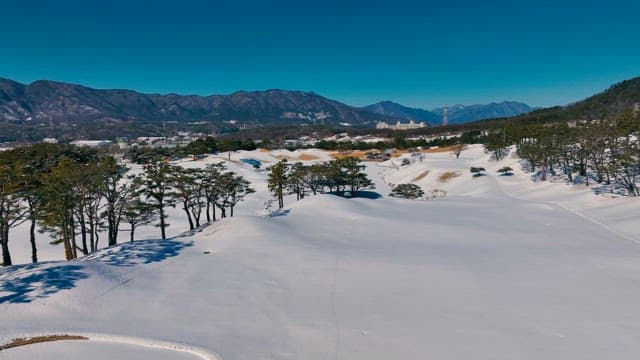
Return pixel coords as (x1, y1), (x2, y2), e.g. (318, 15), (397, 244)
(390, 184), (424, 199)
(122, 196), (157, 242)
(99, 156), (129, 247)
(136, 161), (177, 239)
(202, 163), (226, 222)
(0, 158), (26, 266)
(267, 160), (288, 209)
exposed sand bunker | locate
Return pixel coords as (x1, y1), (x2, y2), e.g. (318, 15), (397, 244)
(1, 333), (221, 360)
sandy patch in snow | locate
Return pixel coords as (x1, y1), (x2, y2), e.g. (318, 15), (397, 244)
(1, 333), (220, 360)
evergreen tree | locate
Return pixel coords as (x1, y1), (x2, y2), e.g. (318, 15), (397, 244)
(99, 156), (129, 247)
(202, 163), (226, 222)
(0, 159), (26, 266)
(122, 197), (157, 242)
(40, 158), (83, 260)
(267, 160), (289, 209)
(287, 162), (307, 200)
(136, 161), (177, 239)
(335, 157), (374, 193)
(390, 184), (424, 199)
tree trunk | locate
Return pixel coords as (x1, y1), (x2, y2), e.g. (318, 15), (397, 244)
(63, 215), (73, 261)
(88, 218), (95, 254)
(194, 210), (201, 227)
(114, 216), (121, 245)
(130, 225), (136, 242)
(30, 217), (38, 263)
(93, 228), (100, 252)
(78, 211), (88, 255)
(108, 205), (117, 247)
(183, 201), (194, 230)
(70, 215), (78, 259)
(1, 225), (11, 266)
(159, 205), (166, 240)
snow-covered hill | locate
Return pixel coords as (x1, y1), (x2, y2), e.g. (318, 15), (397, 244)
(2, 146), (640, 359)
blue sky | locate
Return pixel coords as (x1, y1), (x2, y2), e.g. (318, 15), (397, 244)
(2, 0), (639, 109)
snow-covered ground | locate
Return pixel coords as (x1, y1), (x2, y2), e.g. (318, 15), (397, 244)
(2, 145), (640, 359)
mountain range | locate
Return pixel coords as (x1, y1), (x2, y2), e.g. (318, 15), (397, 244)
(0, 78), (391, 127)
(0, 77), (538, 130)
(2, 75), (639, 142)
(363, 101), (536, 124)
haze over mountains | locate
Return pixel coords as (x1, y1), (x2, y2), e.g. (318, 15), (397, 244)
(363, 100), (536, 124)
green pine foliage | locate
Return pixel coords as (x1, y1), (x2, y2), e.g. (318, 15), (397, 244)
(0, 143), (255, 266)
(390, 184), (424, 199)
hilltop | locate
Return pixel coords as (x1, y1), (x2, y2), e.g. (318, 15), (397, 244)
(493, 77), (640, 125)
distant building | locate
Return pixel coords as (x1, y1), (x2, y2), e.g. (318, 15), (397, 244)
(70, 140), (113, 147)
(376, 120), (426, 130)
(284, 139), (301, 147)
(42, 137), (58, 144)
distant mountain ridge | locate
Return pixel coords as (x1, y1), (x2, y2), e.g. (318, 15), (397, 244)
(0, 78), (392, 126)
(510, 77), (640, 124)
(364, 100), (536, 124)
(362, 101), (440, 123)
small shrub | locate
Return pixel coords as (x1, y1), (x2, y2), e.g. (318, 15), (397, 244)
(470, 167), (486, 177)
(390, 183), (425, 199)
(497, 166), (514, 176)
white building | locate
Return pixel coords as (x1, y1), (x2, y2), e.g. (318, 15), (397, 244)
(70, 140), (113, 147)
(376, 120), (426, 130)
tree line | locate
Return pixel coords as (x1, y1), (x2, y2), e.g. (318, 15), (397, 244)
(483, 111), (640, 196)
(267, 157), (374, 209)
(125, 136), (257, 164)
(0, 143), (253, 266)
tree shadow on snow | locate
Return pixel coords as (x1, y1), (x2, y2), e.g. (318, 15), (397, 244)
(0, 264), (89, 304)
(86, 239), (193, 267)
(269, 208), (291, 218)
(328, 191), (382, 199)
(591, 183), (629, 196)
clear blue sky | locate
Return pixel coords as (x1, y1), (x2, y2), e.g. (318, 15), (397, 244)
(2, 0), (639, 109)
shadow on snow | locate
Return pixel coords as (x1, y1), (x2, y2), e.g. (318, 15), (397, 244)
(0, 238), (194, 304)
(0, 264), (89, 304)
(268, 208), (291, 218)
(327, 191), (383, 199)
(84, 239), (193, 267)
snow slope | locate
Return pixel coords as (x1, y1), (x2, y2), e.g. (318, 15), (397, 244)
(3, 146), (640, 359)
(6, 149), (328, 265)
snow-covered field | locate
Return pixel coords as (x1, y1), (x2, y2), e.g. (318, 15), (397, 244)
(2, 145), (640, 359)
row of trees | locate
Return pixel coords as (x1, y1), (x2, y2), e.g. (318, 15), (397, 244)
(484, 111), (640, 196)
(0, 144), (253, 266)
(267, 157), (374, 209)
(126, 136), (257, 164)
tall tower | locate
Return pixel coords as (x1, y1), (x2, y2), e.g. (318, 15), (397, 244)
(442, 105), (448, 126)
